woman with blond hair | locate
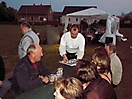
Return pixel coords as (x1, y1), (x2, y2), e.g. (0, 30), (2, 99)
(92, 52), (112, 84)
(54, 77), (84, 99)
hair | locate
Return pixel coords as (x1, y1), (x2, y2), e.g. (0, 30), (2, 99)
(106, 43), (116, 53)
(76, 59), (99, 84)
(93, 46), (108, 55)
(92, 52), (110, 74)
(21, 22), (31, 28)
(27, 44), (36, 55)
(54, 77), (83, 99)
(70, 24), (79, 32)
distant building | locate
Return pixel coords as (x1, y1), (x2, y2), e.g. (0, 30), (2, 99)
(52, 12), (62, 25)
(17, 4), (53, 24)
(61, 6), (97, 25)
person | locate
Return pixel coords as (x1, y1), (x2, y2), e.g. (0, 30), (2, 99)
(76, 59), (117, 99)
(80, 18), (88, 44)
(54, 77), (84, 99)
(59, 24), (85, 62)
(0, 55), (11, 99)
(105, 43), (122, 88)
(92, 52), (112, 84)
(91, 20), (98, 33)
(18, 22), (40, 59)
(11, 44), (50, 98)
(93, 46), (108, 55)
(31, 22), (36, 33)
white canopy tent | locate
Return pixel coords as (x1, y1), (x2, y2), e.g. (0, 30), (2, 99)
(64, 8), (123, 45)
(67, 8), (109, 19)
(63, 8), (109, 33)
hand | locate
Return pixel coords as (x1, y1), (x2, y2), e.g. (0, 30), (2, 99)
(0, 81), (2, 86)
(62, 55), (68, 62)
(39, 76), (49, 83)
(42, 76), (49, 83)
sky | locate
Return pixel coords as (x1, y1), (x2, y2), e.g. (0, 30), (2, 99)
(1, 0), (132, 16)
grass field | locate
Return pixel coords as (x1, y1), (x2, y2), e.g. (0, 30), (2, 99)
(0, 24), (132, 99)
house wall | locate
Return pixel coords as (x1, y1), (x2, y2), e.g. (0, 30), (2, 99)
(61, 15), (82, 25)
(17, 14), (48, 23)
(47, 7), (53, 21)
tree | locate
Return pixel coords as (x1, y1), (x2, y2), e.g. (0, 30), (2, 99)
(0, 1), (17, 22)
(0, 1), (7, 21)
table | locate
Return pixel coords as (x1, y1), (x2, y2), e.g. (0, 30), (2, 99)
(16, 65), (76, 99)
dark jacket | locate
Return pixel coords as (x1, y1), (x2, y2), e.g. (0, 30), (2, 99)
(0, 55), (5, 81)
(84, 76), (117, 99)
(11, 55), (50, 98)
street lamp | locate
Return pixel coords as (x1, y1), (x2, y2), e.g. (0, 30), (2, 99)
(43, 18), (47, 25)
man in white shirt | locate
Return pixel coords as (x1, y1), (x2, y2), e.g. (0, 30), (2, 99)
(59, 24), (85, 62)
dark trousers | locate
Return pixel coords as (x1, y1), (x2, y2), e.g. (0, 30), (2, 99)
(66, 51), (77, 60)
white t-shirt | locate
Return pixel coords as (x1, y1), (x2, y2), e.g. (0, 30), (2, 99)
(59, 31), (85, 59)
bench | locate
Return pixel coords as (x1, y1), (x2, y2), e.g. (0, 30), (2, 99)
(5, 70), (13, 80)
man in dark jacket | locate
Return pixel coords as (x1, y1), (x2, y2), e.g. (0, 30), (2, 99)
(11, 44), (50, 98)
(0, 55), (11, 98)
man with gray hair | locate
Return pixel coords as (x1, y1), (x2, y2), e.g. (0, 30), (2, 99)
(18, 22), (40, 59)
(105, 43), (122, 88)
(11, 44), (50, 98)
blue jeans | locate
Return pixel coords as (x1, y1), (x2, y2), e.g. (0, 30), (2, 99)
(0, 78), (11, 98)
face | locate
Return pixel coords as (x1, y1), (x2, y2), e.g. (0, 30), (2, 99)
(33, 45), (43, 62)
(20, 25), (25, 34)
(105, 45), (110, 55)
(70, 28), (78, 39)
(54, 88), (65, 99)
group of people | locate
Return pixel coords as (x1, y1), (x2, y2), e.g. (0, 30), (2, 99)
(54, 43), (122, 99)
(1, 22), (122, 99)
(54, 22), (122, 99)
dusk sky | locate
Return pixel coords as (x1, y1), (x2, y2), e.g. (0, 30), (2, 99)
(1, 0), (132, 15)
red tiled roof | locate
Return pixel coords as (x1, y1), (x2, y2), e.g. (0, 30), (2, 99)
(18, 4), (52, 15)
(53, 12), (62, 16)
(62, 6), (97, 15)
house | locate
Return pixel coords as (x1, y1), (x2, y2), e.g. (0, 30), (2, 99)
(52, 12), (62, 25)
(17, 4), (53, 24)
(61, 6), (97, 25)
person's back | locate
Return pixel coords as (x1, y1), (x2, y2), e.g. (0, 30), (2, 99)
(76, 59), (117, 99)
(85, 76), (117, 99)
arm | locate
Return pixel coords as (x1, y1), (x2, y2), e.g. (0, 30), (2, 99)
(15, 67), (43, 91)
(77, 35), (85, 59)
(59, 34), (67, 57)
(19, 36), (33, 58)
(38, 61), (50, 76)
(77, 51), (84, 59)
(59, 34), (69, 62)
(0, 56), (5, 81)
(0, 81), (2, 86)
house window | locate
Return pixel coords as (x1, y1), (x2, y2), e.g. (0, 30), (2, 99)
(69, 18), (70, 21)
(40, 16), (43, 21)
(76, 18), (78, 22)
(21, 17), (25, 21)
(30, 16), (34, 21)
